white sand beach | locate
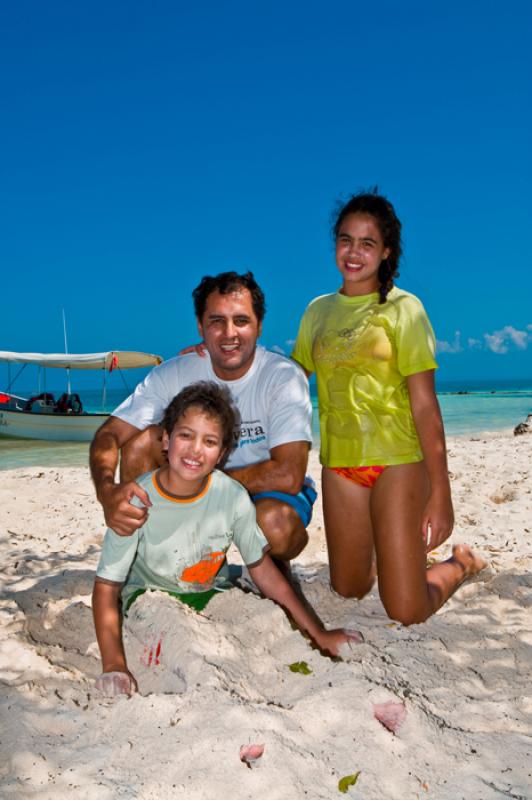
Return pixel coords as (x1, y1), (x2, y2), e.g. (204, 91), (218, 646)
(1, 433), (531, 799)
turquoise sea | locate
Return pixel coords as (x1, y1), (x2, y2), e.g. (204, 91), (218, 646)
(1, 379), (531, 471)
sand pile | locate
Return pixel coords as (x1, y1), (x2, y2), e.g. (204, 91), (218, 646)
(0, 434), (531, 798)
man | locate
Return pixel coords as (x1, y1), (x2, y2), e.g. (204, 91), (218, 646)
(90, 271), (314, 561)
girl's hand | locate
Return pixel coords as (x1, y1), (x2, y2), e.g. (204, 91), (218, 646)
(95, 669), (138, 697)
(178, 342), (207, 357)
(422, 490), (454, 551)
(314, 628), (364, 657)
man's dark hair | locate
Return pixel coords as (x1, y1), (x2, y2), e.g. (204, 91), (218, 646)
(192, 271), (266, 322)
(161, 381), (237, 464)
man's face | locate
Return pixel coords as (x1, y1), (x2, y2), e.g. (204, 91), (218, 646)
(198, 288), (262, 380)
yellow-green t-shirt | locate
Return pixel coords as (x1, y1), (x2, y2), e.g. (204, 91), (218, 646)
(291, 287), (438, 467)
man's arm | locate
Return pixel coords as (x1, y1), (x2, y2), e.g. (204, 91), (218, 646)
(90, 416), (152, 535)
(226, 441), (309, 495)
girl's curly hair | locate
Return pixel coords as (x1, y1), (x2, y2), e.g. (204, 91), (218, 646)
(332, 189), (402, 304)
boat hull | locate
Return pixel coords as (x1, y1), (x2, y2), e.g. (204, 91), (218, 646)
(0, 408), (108, 442)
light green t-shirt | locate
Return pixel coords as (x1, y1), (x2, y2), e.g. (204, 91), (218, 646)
(291, 287), (438, 467)
(96, 469), (269, 609)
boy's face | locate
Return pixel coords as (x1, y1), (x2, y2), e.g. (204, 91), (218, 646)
(162, 406), (224, 492)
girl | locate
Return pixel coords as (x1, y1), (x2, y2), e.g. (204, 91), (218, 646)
(291, 191), (485, 625)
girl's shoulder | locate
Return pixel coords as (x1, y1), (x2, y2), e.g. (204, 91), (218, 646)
(387, 286), (422, 304)
(386, 286), (429, 314)
(303, 292), (340, 313)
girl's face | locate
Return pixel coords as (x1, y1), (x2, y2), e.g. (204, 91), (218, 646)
(335, 213), (390, 296)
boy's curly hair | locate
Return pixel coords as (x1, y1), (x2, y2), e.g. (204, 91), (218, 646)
(332, 189), (402, 304)
(161, 381), (237, 465)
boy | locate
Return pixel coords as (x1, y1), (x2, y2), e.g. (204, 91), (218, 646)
(93, 382), (360, 695)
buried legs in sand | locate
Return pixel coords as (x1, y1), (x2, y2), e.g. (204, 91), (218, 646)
(322, 462), (487, 625)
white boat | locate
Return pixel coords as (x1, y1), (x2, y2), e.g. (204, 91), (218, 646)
(0, 350), (162, 442)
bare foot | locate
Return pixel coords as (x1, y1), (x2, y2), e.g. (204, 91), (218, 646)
(452, 544), (487, 578)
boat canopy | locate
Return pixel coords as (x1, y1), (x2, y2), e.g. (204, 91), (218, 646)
(0, 351), (163, 371)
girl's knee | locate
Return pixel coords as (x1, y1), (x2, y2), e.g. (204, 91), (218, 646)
(384, 603), (430, 626)
(330, 574), (375, 601)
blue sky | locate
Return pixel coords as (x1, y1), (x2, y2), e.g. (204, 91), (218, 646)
(1, 0), (531, 388)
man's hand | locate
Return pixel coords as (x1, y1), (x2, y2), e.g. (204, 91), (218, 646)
(90, 416), (152, 535)
(100, 481), (152, 536)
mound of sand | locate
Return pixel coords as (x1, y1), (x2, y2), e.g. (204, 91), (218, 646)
(1, 435), (531, 798)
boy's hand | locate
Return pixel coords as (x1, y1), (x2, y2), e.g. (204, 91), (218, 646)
(95, 670), (138, 697)
(314, 628), (363, 657)
(100, 481), (152, 536)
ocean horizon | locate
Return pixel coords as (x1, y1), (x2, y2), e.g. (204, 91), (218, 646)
(1, 377), (531, 471)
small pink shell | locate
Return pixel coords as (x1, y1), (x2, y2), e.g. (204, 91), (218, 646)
(239, 744), (265, 766)
(373, 701), (407, 734)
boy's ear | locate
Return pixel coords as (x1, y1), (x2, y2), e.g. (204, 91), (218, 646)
(216, 448), (226, 466)
(162, 430), (170, 450)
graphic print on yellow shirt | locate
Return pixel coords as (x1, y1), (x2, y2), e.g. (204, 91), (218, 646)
(292, 287), (438, 467)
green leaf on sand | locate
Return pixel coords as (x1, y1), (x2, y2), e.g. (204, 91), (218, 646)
(338, 772), (361, 793)
(288, 661), (313, 675)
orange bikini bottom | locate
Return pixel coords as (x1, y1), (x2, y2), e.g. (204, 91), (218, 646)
(332, 465), (386, 489)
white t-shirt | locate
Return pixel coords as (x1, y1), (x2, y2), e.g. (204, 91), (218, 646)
(113, 346), (312, 469)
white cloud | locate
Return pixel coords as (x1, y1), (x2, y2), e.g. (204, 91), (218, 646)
(271, 344), (285, 355)
(437, 324), (531, 355)
(285, 339), (296, 347)
(436, 331), (462, 354)
(484, 325), (530, 354)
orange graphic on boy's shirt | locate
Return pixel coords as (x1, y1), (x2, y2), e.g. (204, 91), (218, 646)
(180, 551), (225, 584)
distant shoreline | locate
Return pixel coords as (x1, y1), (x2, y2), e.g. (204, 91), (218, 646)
(438, 389), (532, 395)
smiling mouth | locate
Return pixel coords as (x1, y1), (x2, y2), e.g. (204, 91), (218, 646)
(345, 262), (364, 271)
(220, 343), (240, 353)
(182, 458), (202, 469)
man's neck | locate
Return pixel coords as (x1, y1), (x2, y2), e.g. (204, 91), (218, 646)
(210, 346), (259, 382)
